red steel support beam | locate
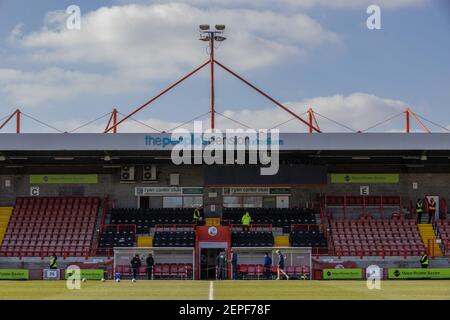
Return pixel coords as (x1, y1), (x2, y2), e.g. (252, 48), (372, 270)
(307, 108), (320, 134)
(405, 108), (430, 133)
(308, 108), (313, 134)
(112, 108), (118, 133)
(16, 109), (20, 134)
(214, 60), (321, 133)
(405, 108), (410, 133)
(105, 61), (210, 133)
(0, 109), (21, 133)
(210, 37), (215, 130)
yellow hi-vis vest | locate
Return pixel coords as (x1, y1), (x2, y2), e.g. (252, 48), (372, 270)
(193, 209), (200, 220)
(416, 202), (423, 213)
(420, 254), (429, 266)
(242, 214), (251, 225)
(50, 256), (57, 268)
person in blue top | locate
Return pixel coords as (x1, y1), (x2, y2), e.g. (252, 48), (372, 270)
(276, 250), (289, 280)
(263, 252), (272, 280)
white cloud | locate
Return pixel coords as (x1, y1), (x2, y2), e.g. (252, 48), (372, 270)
(0, 67), (147, 107)
(1, 2), (341, 108)
(115, 0), (429, 10)
(15, 3), (339, 74)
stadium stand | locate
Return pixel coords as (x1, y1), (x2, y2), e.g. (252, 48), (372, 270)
(0, 197), (99, 258)
(330, 216), (425, 257)
(109, 208), (197, 234)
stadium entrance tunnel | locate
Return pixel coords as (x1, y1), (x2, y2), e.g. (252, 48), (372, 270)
(200, 248), (226, 280)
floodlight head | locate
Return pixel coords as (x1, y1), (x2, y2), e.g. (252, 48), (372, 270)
(199, 35), (210, 41)
(199, 24), (210, 31)
(214, 36), (226, 42)
(215, 24), (225, 31)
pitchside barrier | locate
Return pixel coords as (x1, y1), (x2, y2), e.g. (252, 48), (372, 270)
(114, 247), (195, 279)
(0, 269), (29, 280)
(388, 268), (450, 280)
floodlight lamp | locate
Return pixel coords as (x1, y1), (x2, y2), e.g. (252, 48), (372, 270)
(215, 24), (225, 31)
(214, 36), (226, 42)
(199, 35), (210, 41)
(199, 24), (210, 31)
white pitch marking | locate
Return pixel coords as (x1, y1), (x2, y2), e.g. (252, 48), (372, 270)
(209, 281), (214, 300)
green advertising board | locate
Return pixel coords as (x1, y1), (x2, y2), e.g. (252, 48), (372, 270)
(0, 269), (29, 280)
(64, 269), (105, 280)
(388, 268), (450, 279)
(323, 268), (363, 280)
(30, 174), (98, 184)
(330, 174), (399, 184)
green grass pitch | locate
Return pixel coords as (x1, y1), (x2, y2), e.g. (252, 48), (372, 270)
(0, 280), (449, 300)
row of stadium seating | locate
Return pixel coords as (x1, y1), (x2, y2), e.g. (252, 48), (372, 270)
(153, 231), (195, 247)
(116, 263), (193, 279)
(290, 230), (328, 247)
(97, 230), (135, 248)
(237, 264), (310, 279)
(331, 218), (425, 256)
(223, 208), (317, 227)
(0, 197), (99, 257)
(224, 208), (317, 225)
(231, 231), (274, 247)
(109, 208), (197, 234)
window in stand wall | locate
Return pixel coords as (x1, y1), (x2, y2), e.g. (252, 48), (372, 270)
(223, 196), (241, 208)
(183, 196), (203, 208)
(263, 196), (276, 208)
(163, 196), (183, 208)
(243, 196), (263, 208)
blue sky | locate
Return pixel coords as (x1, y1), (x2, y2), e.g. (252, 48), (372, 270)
(0, 0), (449, 133)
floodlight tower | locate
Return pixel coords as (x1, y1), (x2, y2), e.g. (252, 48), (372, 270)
(199, 24), (226, 129)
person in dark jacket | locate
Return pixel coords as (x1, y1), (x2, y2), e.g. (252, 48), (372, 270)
(216, 251), (227, 280)
(230, 249), (238, 280)
(130, 254), (142, 281)
(428, 198), (436, 224)
(276, 250), (289, 280)
(263, 253), (272, 280)
(146, 253), (154, 280)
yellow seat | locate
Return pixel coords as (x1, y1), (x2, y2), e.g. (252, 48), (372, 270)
(274, 235), (290, 247)
(137, 236), (153, 247)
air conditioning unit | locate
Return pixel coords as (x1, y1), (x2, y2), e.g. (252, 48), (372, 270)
(143, 165), (157, 181)
(120, 165), (135, 181)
